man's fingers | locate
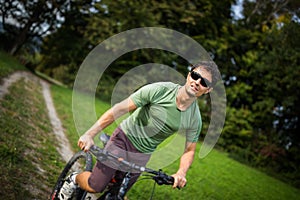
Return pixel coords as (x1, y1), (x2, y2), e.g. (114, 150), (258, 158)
(78, 140), (87, 151)
(78, 140), (83, 147)
(78, 135), (94, 152)
(78, 141), (83, 148)
(172, 175), (186, 189)
(172, 178), (178, 188)
(172, 176), (180, 188)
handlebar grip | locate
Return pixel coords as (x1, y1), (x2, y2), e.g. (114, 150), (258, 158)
(165, 175), (174, 185)
(166, 175), (186, 190)
(153, 171), (174, 186)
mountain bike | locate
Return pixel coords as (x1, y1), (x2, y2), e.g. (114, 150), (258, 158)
(50, 133), (176, 200)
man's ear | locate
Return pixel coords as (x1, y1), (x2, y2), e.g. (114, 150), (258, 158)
(204, 87), (213, 94)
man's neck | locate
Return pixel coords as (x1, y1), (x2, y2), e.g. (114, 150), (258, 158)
(176, 86), (196, 111)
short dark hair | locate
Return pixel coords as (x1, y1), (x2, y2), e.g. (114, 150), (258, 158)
(190, 61), (220, 87)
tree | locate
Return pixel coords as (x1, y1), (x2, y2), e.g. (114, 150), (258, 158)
(242, 0), (300, 29)
(38, 0), (92, 83)
(0, 0), (68, 55)
(218, 0), (300, 186)
(38, 0), (235, 89)
(252, 19), (300, 171)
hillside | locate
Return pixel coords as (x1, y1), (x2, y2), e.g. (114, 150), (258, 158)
(1, 52), (300, 199)
(0, 51), (67, 199)
(0, 73), (66, 198)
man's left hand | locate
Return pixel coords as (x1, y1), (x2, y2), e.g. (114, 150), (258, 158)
(172, 173), (187, 189)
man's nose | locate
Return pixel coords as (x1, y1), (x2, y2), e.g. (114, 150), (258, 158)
(195, 77), (201, 85)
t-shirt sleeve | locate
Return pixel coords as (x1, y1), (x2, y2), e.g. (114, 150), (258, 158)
(130, 83), (160, 107)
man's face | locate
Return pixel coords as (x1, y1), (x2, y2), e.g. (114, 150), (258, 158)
(185, 67), (212, 97)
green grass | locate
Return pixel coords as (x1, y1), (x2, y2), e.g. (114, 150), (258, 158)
(50, 84), (300, 200)
(128, 147), (300, 200)
(0, 78), (65, 199)
(0, 51), (26, 79)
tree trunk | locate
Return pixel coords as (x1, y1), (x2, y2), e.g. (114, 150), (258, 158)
(9, 22), (31, 55)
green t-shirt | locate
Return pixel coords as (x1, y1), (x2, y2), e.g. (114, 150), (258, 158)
(120, 82), (202, 153)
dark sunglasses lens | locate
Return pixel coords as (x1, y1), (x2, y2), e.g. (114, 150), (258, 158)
(200, 79), (208, 87)
(191, 71), (200, 80)
(191, 71), (210, 88)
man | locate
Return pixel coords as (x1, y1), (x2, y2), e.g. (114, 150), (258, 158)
(59, 61), (218, 199)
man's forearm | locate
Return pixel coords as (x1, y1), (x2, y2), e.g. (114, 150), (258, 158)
(172, 144), (196, 188)
(84, 97), (137, 138)
(177, 150), (195, 176)
(84, 105), (121, 138)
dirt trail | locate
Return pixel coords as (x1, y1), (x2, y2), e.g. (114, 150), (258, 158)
(0, 71), (33, 99)
(0, 71), (74, 162)
(40, 80), (75, 162)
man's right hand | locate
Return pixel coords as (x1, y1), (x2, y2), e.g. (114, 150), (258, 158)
(78, 134), (94, 152)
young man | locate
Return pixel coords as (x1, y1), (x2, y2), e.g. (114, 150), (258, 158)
(59, 61), (218, 199)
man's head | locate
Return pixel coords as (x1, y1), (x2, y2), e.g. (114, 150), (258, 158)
(190, 61), (219, 87)
(185, 61), (219, 97)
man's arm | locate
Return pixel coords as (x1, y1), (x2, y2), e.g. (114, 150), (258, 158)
(172, 142), (197, 188)
(78, 97), (137, 151)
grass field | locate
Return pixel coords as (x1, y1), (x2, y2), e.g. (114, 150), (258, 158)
(50, 84), (300, 200)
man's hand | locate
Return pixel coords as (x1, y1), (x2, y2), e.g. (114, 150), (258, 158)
(78, 134), (94, 152)
(172, 172), (187, 189)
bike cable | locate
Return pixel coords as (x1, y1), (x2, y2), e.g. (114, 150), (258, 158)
(149, 181), (157, 200)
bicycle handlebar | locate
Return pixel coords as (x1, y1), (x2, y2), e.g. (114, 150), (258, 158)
(88, 145), (175, 186)
(147, 169), (174, 186)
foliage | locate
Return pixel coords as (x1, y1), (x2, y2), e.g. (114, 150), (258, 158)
(250, 20), (300, 185)
(36, 0), (92, 85)
(0, 0), (70, 55)
(38, 0), (235, 98)
(221, 1), (300, 186)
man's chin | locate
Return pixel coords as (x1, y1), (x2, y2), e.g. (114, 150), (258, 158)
(187, 90), (197, 97)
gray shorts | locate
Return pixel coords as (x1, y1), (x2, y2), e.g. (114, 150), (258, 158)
(88, 127), (151, 192)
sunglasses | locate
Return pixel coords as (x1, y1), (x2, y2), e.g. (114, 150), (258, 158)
(190, 71), (212, 88)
